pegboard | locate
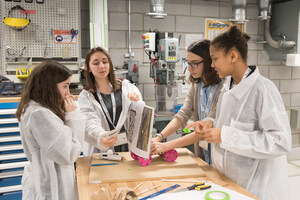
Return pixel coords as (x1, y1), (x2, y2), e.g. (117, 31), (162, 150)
(1, 0), (81, 76)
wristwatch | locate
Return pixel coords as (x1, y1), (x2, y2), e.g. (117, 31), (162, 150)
(155, 133), (163, 142)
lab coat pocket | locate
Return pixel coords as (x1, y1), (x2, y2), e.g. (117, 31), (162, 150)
(230, 119), (255, 132)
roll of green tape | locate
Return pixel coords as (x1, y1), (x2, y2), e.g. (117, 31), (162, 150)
(205, 191), (230, 200)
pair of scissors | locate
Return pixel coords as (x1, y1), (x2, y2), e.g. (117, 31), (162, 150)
(70, 29), (78, 42)
(172, 182), (211, 193)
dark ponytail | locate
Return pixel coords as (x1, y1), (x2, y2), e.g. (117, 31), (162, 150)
(211, 26), (251, 62)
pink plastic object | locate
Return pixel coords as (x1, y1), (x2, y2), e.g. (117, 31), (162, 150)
(138, 155), (152, 167)
(164, 149), (178, 162)
(130, 152), (139, 160)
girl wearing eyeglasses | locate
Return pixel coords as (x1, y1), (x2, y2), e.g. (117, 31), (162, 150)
(151, 39), (223, 164)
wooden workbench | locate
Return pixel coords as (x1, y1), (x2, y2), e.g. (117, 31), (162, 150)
(76, 148), (258, 200)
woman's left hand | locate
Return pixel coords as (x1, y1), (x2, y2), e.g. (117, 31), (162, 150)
(127, 92), (139, 102)
(202, 128), (222, 143)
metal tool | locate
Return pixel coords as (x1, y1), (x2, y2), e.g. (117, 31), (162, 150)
(99, 149), (125, 161)
(139, 184), (180, 200)
(70, 29), (78, 42)
(172, 182), (211, 193)
(91, 163), (119, 167)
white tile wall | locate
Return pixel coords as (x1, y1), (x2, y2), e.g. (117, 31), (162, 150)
(281, 93), (291, 107)
(144, 15), (175, 32)
(108, 0), (127, 12)
(246, 4), (258, 19)
(292, 67), (300, 79)
(103, 0), (300, 150)
(191, 0), (220, 17)
(131, 0), (149, 14)
(281, 80), (300, 93)
(246, 20), (259, 35)
(257, 65), (269, 77)
(176, 16), (205, 33)
(166, 0), (190, 16)
(248, 50), (258, 66)
(109, 13), (129, 30)
(270, 65), (292, 79)
(291, 93), (300, 107)
(257, 50), (282, 66)
(109, 31), (127, 48)
(219, 1), (232, 18)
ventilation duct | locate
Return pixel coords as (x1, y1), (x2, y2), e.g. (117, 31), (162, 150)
(146, 0), (167, 19)
(257, 1), (296, 49)
(264, 18), (296, 49)
(257, 0), (270, 20)
(230, 0), (248, 24)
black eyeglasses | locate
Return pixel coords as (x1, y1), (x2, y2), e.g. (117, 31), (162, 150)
(185, 60), (205, 70)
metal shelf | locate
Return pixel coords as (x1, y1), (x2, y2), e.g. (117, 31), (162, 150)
(0, 118), (18, 124)
(0, 153), (26, 161)
(0, 185), (22, 194)
(0, 144), (23, 151)
(0, 136), (21, 143)
(0, 127), (20, 134)
(0, 170), (23, 179)
(0, 161), (28, 170)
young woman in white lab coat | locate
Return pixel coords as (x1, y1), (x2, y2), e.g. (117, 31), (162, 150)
(188, 26), (291, 200)
(151, 40), (223, 164)
(78, 47), (143, 156)
(16, 61), (85, 200)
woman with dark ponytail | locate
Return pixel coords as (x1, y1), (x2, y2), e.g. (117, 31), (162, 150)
(188, 26), (291, 200)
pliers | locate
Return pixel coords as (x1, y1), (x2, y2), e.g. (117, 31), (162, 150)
(172, 182), (211, 193)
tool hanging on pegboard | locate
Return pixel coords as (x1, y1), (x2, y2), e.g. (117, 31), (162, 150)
(3, 5), (31, 31)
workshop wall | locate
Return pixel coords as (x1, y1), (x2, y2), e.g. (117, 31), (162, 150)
(80, 0), (300, 145)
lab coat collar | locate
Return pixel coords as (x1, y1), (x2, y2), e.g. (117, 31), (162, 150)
(223, 66), (259, 100)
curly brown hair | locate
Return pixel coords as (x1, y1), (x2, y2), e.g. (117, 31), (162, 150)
(211, 26), (251, 62)
(16, 60), (72, 122)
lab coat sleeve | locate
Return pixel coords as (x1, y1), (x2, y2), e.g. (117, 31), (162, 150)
(220, 85), (292, 159)
(30, 108), (85, 165)
(78, 92), (109, 151)
(174, 84), (195, 126)
(122, 79), (143, 103)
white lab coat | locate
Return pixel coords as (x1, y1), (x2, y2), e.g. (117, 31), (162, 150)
(20, 100), (85, 200)
(211, 67), (291, 200)
(78, 79), (143, 156)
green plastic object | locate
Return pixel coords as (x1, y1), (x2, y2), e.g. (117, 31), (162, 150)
(183, 128), (191, 133)
(205, 191), (230, 200)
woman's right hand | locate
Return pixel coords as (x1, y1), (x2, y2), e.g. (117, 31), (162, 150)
(151, 141), (170, 154)
(64, 95), (77, 113)
(101, 136), (118, 147)
(185, 120), (213, 134)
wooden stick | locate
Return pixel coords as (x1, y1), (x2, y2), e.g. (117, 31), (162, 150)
(161, 179), (204, 183)
(132, 182), (144, 191)
(136, 184), (161, 196)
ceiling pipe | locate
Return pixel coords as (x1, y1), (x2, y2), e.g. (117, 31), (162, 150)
(258, 1), (296, 49)
(146, 0), (167, 19)
(230, 0), (248, 24)
(257, 0), (270, 20)
(264, 18), (296, 49)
